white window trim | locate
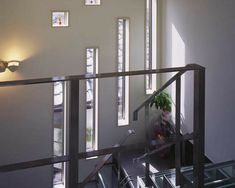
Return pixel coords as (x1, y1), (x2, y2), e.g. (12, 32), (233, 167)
(117, 18), (130, 126)
(145, 0), (157, 95)
(85, 0), (101, 5)
(85, 47), (99, 153)
(53, 82), (67, 188)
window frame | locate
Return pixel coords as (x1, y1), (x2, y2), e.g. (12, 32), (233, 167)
(85, 47), (99, 153)
(117, 18), (130, 127)
(51, 11), (70, 28)
(53, 81), (67, 188)
(145, 0), (158, 95)
(84, 0), (101, 6)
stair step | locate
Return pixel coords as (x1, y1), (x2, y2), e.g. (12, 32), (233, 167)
(98, 165), (118, 188)
(137, 160), (235, 188)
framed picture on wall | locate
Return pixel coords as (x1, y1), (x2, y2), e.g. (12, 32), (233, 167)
(52, 11), (69, 27)
(85, 0), (101, 5)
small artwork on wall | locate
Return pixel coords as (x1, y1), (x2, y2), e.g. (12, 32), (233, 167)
(52, 11), (69, 27)
(85, 0), (101, 5)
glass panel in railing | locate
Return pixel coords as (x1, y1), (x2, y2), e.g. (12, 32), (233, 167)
(0, 84), (54, 163)
(77, 73), (182, 187)
(0, 82), (68, 188)
(79, 155), (118, 188)
(0, 165), (54, 188)
(76, 69), (208, 188)
(181, 161), (235, 187)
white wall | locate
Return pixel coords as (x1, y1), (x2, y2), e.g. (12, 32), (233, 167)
(0, 0), (147, 187)
(161, 0), (235, 162)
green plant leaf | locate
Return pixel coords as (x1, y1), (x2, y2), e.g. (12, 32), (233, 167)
(150, 91), (172, 112)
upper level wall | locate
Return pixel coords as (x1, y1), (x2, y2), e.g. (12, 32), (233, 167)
(161, 0), (235, 162)
(0, 0), (146, 187)
(0, 0), (145, 81)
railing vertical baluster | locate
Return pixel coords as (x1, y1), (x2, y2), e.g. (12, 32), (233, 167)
(193, 68), (205, 188)
(163, 175), (174, 188)
(117, 152), (121, 188)
(175, 76), (181, 186)
(69, 80), (79, 188)
(232, 165), (235, 178)
(144, 103), (151, 186)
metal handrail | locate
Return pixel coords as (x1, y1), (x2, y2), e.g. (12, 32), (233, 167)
(133, 133), (194, 162)
(0, 142), (146, 173)
(133, 70), (186, 121)
(0, 156), (69, 173)
(0, 64), (199, 87)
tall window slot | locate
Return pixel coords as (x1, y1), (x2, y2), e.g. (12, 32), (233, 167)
(145, 0), (157, 94)
(53, 82), (66, 188)
(117, 18), (129, 126)
(86, 48), (98, 152)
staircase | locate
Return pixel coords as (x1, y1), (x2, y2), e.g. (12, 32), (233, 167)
(84, 163), (118, 188)
(84, 158), (134, 188)
(81, 130), (135, 188)
(137, 160), (235, 188)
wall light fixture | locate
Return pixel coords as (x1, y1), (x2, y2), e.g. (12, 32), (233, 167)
(0, 60), (20, 72)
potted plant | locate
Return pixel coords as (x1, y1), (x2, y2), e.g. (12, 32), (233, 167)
(150, 91), (175, 157)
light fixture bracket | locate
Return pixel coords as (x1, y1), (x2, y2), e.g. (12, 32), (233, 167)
(0, 60), (20, 73)
(0, 61), (7, 72)
(7, 60), (20, 72)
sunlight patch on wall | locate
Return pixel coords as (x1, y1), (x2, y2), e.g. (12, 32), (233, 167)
(171, 24), (185, 120)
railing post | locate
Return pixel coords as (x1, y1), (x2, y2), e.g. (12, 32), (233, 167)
(175, 76), (181, 186)
(117, 152), (121, 188)
(144, 103), (152, 187)
(68, 80), (79, 188)
(193, 68), (205, 188)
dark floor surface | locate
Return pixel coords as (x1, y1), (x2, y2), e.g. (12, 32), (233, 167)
(119, 146), (175, 187)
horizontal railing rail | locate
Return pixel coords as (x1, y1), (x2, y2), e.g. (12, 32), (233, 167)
(0, 143), (145, 173)
(133, 69), (186, 121)
(133, 64), (204, 121)
(0, 64), (201, 87)
(0, 156), (69, 173)
(133, 133), (194, 162)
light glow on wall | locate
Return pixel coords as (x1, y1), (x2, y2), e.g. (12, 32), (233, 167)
(0, 37), (40, 77)
(0, 37), (40, 62)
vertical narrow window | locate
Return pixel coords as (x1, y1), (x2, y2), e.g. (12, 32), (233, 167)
(145, 0), (157, 94)
(86, 48), (98, 152)
(117, 18), (129, 126)
(85, 0), (101, 5)
(53, 82), (66, 188)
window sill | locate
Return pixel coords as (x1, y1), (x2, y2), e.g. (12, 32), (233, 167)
(118, 119), (129, 127)
(54, 183), (65, 188)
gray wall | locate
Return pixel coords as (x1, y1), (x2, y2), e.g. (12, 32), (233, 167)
(161, 0), (235, 162)
(2, 0), (234, 186)
(0, 0), (147, 187)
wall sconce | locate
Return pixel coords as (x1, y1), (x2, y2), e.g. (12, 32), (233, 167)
(0, 60), (20, 72)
